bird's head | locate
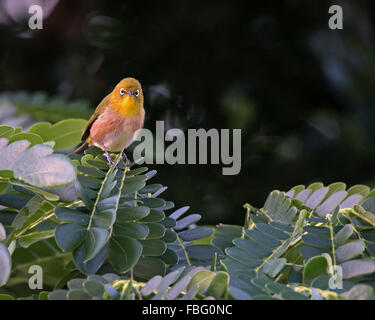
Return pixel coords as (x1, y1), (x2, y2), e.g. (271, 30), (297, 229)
(111, 77), (144, 116)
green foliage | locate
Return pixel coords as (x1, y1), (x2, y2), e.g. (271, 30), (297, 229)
(2, 122), (375, 300)
(54, 149), (215, 280)
(28, 119), (87, 150)
(0, 139), (76, 189)
(0, 118), (86, 152)
(48, 266), (229, 300)
(0, 92), (90, 124)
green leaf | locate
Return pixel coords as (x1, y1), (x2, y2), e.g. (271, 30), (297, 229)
(12, 181), (60, 201)
(187, 270), (215, 293)
(78, 166), (106, 179)
(326, 182), (346, 199)
(262, 190), (297, 223)
(84, 227), (109, 262)
(352, 205), (375, 227)
(108, 236), (142, 273)
(212, 224), (243, 251)
(38, 291), (50, 300)
(140, 239), (166, 256)
(347, 185), (370, 198)
(113, 222), (149, 239)
(139, 183), (163, 194)
(55, 223), (87, 251)
(0, 126), (15, 138)
(72, 242), (108, 275)
(361, 197), (375, 215)
(8, 132), (44, 146)
(28, 119), (87, 150)
(303, 254), (331, 286)
(187, 245), (221, 262)
(299, 246), (326, 259)
(67, 278), (84, 290)
(145, 223), (165, 239)
(83, 280), (105, 298)
(55, 207), (90, 225)
(67, 289), (91, 300)
(116, 206), (150, 222)
(304, 226), (330, 236)
(161, 229), (177, 243)
(226, 247), (262, 267)
(133, 257), (166, 280)
(18, 229), (55, 248)
(205, 272), (229, 299)
(127, 167), (148, 176)
(256, 223), (290, 240)
(245, 229), (281, 248)
(139, 209), (165, 223)
(0, 141), (76, 188)
(280, 289), (308, 300)
(0, 169), (14, 179)
(48, 290), (68, 300)
(302, 234), (331, 249)
(159, 248), (178, 265)
(141, 198), (166, 209)
(179, 227), (213, 241)
(122, 175), (147, 194)
(263, 258), (287, 278)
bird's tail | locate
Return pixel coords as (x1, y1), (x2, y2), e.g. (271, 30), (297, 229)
(74, 141), (89, 154)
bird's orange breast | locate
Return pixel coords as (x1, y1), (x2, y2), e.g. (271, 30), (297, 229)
(89, 106), (145, 152)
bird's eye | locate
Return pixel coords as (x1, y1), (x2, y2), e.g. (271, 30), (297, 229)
(135, 90), (139, 97)
(119, 88), (126, 96)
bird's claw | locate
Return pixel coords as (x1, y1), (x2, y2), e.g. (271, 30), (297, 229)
(122, 151), (131, 166)
(104, 151), (115, 165)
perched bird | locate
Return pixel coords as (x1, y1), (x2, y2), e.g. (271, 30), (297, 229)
(75, 77), (145, 164)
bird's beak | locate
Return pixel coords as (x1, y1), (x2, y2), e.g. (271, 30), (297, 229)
(126, 91), (134, 96)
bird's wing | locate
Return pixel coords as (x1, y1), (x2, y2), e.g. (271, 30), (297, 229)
(81, 94), (111, 142)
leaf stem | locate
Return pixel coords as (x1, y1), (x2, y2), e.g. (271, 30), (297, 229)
(175, 232), (192, 266)
(87, 154), (122, 230)
(327, 214), (337, 277)
(15, 212), (55, 238)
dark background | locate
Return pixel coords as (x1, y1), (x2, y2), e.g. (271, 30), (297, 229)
(1, 0), (375, 225)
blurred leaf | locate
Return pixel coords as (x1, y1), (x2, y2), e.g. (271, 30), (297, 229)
(0, 140), (76, 188)
(18, 229), (55, 248)
(28, 119), (87, 150)
(206, 271), (229, 299)
(344, 284), (373, 300)
(340, 259), (375, 279)
(0, 243), (11, 287)
(335, 240), (365, 263)
(8, 132), (43, 146)
(0, 126), (15, 138)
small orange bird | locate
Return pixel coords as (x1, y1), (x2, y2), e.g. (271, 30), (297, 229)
(75, 77), (145, 164)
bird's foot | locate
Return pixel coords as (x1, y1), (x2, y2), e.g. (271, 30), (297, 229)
(122, 151), (131, 166)
(104, 150), (115, 165)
